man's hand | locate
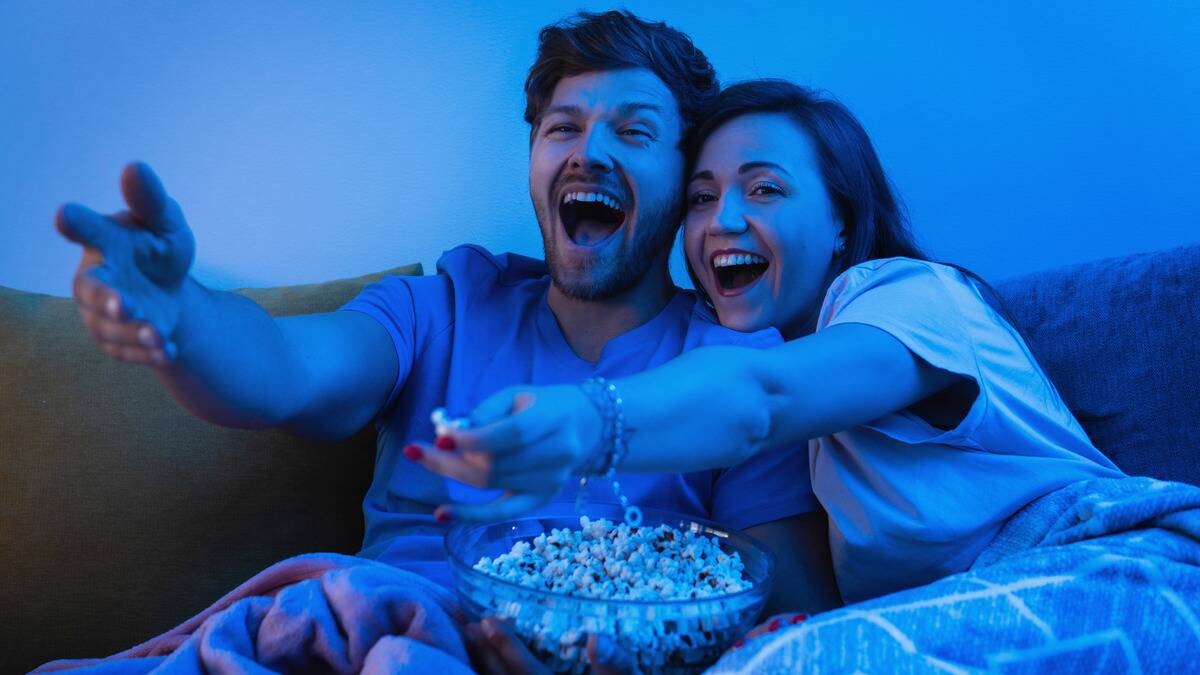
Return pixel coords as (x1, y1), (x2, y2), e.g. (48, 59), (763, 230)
(55, 162), (196, 366)
(464, 617), (642, 675)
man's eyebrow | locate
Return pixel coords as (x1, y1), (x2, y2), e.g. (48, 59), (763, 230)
(616, 102), (663, 118)
(689, 162), (792, 183)
(543, 104), (582, 117)
(543, 102), (663, 118)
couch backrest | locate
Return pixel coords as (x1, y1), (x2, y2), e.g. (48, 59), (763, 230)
(995, 242), (1200, 485)
(0, 263), (419, 674)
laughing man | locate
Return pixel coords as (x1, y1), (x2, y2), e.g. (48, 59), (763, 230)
(52, 10), (836, 670)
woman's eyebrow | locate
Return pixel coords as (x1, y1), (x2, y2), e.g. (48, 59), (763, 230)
(738, 160), (792, 178)
(689, 161), (792, 183)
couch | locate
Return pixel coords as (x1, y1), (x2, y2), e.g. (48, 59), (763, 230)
(2, 243), (1197, 673)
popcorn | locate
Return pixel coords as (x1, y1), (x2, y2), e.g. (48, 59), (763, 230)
(474, 516), (751, 601)
(431, 407), (469, 437)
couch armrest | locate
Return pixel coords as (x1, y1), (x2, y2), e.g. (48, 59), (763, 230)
(0, 264), (420, 673)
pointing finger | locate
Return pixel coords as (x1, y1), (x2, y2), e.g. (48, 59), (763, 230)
(56, 203), (118, 251)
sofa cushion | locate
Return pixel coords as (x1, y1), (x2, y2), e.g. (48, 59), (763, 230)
(995, 243), (1200, 485)
(0, 263), (420, 673)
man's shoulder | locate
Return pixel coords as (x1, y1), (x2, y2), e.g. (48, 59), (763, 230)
(679, 290), (784, 350)
(435, 244), (549, 288)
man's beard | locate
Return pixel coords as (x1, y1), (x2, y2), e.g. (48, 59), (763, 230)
(541, 196), (681, 301)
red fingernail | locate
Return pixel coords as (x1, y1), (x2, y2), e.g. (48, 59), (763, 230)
(732, 639), (745, 649)
(767, 618), (781, 632)
(435, 436), (456, 451)
(435, 509), (452, 523)
(789, 613), (809, 624)
(403, 445), (423, 461)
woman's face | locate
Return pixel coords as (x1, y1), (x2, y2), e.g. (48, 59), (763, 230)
(684, 112), (844, 338)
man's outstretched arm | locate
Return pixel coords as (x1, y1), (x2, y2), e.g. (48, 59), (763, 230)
(56, 162), (396, 440)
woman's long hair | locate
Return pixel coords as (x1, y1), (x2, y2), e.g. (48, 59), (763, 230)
(683, 79), (1019, 331)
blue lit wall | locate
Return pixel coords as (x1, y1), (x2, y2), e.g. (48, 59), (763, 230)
(2, 1), (1197, 296)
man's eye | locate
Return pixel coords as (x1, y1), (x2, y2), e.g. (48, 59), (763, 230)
(546, 124), (577, 135)
(751, 182), (783, 196)
(620, 128), (652, 138)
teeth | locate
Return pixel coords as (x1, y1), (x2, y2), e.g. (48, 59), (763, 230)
(712, 253), (768, 268)
(561, 191), (623, 211)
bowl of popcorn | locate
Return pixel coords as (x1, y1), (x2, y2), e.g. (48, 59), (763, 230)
(445, 504), (776, 673)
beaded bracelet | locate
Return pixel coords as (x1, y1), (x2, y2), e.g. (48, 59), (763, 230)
(576, 376), (642, 526)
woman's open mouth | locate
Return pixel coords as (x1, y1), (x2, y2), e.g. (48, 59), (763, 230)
(559, 190), (627, 247)
(711, 251), (770, 296)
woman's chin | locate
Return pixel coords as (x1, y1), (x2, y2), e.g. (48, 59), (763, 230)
(714, 305), (771, 335)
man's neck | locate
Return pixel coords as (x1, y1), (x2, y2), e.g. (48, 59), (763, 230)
(547, 260), (677, 363)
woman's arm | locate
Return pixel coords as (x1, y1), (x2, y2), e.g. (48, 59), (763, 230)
(548, 321), (968, 474)
(612, 321), (966, 472)
(414, 321), (967, 520)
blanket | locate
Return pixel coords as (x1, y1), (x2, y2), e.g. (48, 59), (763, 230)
(32, 553), (474, 675)
(709, 476), (1200, 674)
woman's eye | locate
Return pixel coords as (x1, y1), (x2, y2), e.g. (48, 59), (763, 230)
(751, 182), (783, 196)
(689, 192), (716, 206)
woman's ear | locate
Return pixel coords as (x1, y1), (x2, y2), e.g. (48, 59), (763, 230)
(832, 224), (848, 260)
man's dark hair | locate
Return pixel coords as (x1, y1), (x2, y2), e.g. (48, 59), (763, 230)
(524, 10), (719, 144)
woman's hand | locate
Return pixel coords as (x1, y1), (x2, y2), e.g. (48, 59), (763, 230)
(411, 384), (604, 522)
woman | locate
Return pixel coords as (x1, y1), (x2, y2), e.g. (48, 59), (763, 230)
(419, 81), (1200, 671)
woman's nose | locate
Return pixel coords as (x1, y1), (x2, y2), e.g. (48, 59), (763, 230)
(706, 195), (748, 235)
(570, 128), (614, 173)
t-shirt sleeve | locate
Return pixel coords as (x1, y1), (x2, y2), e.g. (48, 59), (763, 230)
(338, 273), (453, 416)
(819, 258), (997, 449)
(701, 325), (821, 530)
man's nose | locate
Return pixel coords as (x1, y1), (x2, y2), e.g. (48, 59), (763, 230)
(707, 195), (748, 235)
(570, 128), (614, 173)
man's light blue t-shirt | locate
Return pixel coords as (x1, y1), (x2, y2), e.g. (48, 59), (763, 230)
(340, 245), (817, 587)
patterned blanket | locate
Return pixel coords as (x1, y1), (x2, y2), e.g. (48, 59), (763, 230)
(709, 476), (1200, 674)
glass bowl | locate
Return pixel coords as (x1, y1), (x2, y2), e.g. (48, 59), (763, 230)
(445, 504), (776, 673)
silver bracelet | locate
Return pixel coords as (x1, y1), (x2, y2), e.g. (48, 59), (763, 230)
(576, 377), (641, 526)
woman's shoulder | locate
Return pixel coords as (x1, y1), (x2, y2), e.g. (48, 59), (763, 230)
(835, 256), (968, 287)
(821, 257), (980, 318)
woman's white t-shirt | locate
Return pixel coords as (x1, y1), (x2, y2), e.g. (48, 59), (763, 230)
(811, 257), (1123, 604)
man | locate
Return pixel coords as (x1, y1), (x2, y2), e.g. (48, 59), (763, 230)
(53, 10), (832, 670)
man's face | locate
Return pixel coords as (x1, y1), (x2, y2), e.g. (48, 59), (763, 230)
(529, 68), (685, 300)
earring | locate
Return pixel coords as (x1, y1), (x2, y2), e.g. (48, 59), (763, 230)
(834, 240), (846, 257)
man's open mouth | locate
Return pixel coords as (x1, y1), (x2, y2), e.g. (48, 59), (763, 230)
(712, 251), (770, 293)
(559, 190), (627, 246)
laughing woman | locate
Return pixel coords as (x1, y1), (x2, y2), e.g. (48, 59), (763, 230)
(418, 81), (1200, 671)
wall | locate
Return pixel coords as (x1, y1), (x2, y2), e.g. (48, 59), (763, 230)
(2, 1), (1197, 296)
